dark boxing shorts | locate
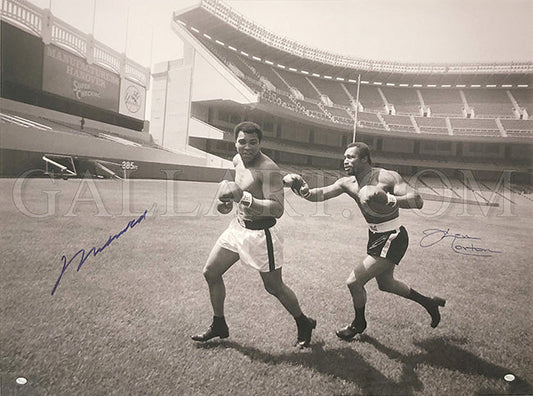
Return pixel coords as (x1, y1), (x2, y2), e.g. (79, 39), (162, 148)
(367, 225), (409, 265)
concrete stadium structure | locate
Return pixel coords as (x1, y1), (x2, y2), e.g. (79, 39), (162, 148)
(1, 0), (232, 181)
(154, 0), (533, 184)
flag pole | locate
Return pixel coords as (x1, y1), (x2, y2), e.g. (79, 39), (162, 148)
(352, 73), (361, 143)
(124, 2), (131, 54)
(91, 0), (97, 36)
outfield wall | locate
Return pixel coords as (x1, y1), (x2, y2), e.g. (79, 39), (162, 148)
(0, 148), (233, 182)
(0, 121), (233, 181)
(0, 19), (146, 131)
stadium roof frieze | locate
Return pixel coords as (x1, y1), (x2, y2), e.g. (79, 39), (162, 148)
(1, 0), (150, 87)
(174, 0), (532, 82)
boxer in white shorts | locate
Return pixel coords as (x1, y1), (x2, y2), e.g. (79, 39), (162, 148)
(191, 122), (316, 348)
(215, 217), (284, 273)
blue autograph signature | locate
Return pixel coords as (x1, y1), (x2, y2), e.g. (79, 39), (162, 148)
(51, 210), (148, 296)
(419, 228), (502, 257)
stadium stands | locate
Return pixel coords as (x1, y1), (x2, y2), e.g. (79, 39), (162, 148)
(312, 79), (352, 107)
(326, 106), (353, 123)
(501, 119), (533, 137)
(3, 0), (531, 184)
(381, 114), (417, 134)
(450, 118), (501, 137)
(357, 112), (387, 130)
(415, 116), (450, 135)
(381, 87), (421, 115)
(419, 89), (464, 116)
(175, 0), (533, 184)
(463, 89), (515, 118)
(252, 62), (288, 90)
(511, 89), (533, 114)
(185, 27), (533, 143)
(351, 85), (386, 112)
(277, 70), (320, 100)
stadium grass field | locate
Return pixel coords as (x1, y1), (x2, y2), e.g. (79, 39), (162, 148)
(1, 177), (532, 395)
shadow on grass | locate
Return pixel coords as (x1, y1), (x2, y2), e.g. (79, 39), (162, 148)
(195, 336), (532, 395)
(361, 335), (532, 395)
(196, 339), (403, 395)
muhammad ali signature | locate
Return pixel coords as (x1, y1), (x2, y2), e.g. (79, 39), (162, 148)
(419, 228), (502, 257)
(51, 210), (147, 296)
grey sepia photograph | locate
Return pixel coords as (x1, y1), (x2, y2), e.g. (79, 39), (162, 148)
(1, 0), (532, 395)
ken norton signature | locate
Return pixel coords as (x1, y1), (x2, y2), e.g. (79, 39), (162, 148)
(51, 210), (148, 296)
(419, 228), (502, 257)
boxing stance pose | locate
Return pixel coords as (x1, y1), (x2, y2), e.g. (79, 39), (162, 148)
(284, 142), (445, 340)
(192, 122), (316, 347)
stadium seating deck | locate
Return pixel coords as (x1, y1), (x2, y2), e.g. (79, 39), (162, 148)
(326, 106), (353, 121)
(381, 87), (421, 114)
(510, 89), (533, 114)
(463, 89), (514, 118)
(382, 114), (416, 134)
(311, 78), (352, 107)
(419, 89), (464, 116)
(500, 119), (533, 130)
(357, 112), (386, 130)
(252, 62), (289, 90)
(186, 19), (533, 143)
(451, 118), (499, 129)
(277, 69), (320, 100)
(415, 116), (450, 135)
(347, 85), (385, 112)
(295, 99), (327, 118)
(382, 114), (413, 126)
(415, 117), (446, 126)
(501, 119), (533, 137)
(450, 118), (501, 137)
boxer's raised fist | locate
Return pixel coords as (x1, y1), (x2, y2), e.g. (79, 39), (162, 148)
(217, 200), (233, 214)
(282, 174), (309, 197)
(217, 180), (243, 203)
(358, 185), (388, 206)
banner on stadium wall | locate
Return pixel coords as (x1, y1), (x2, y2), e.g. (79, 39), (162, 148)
(42, 44), (120, 112)
(119, 78), (146, 120)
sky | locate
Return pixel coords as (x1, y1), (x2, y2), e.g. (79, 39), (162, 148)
(22, 0), (533, 68)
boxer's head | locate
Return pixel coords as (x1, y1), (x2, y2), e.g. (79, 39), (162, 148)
(344, 142), (372, 175)
(234, 121), (263, 164)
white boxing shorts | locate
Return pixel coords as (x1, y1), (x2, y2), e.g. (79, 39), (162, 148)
(216, 217), (283, 272)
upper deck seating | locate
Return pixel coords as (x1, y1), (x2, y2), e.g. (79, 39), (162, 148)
(501, 119), (533, 137)
(415, 116), (450, 135)
(311, 78), (352, 106)
(450, 118), (500, 137)
(511, 89), (533, 114)
(463, 89), (514, 118)
(382, 114), (416, 133)
(354, 85), (386, 112)
(277, 69), (320, 100)
(357, 112), (386, 130)
(326, 106), (353, 121)
(419, 89), (463, 116)
(252, 62), (289, 90)
(381, 87), (421, 114)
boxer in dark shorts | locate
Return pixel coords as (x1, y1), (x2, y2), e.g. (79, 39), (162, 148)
(284, 142), (445, 340)
(367, 226), (408, 265)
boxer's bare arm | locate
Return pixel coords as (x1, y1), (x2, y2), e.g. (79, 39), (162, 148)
(380, 170), (423, 209)
(303, 177), (347, 202)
